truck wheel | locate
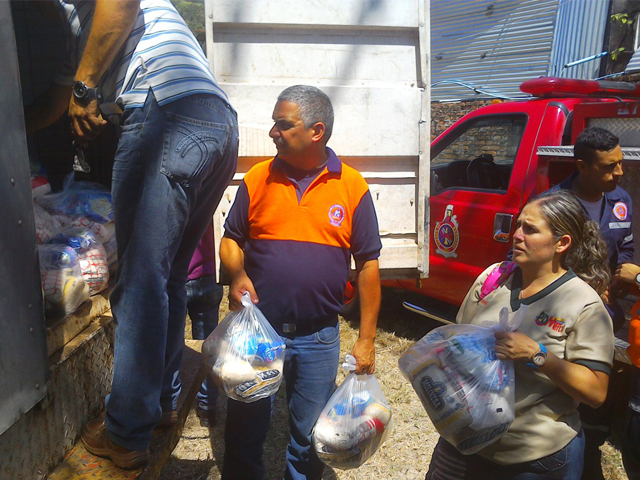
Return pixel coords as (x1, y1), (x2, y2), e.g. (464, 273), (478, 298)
(341, 280), (359, 318)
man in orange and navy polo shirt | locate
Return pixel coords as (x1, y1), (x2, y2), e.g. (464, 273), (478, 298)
(220, 85), (382, 480)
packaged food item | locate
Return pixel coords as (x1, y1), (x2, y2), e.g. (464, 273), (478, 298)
(31, 175), (51, 198)
(38, 243), (90, 316)
(50, 228), (109, 295)
(398, 307), (526, 454)
(33, 203), (62, 244)
(202, 292), (286, 402)
(312, 356), (392, 469)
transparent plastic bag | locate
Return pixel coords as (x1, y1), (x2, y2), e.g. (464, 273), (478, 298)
(33, 203), (63, 244)
(312, 356), (393, 469)
(398, 306), (526, 455)
(50, 228), (109, 295)
(38, 243), (90, 316)
(53, 214), (115, 244)
(202, 292), (286, 403)
(35, 172), (113, 224)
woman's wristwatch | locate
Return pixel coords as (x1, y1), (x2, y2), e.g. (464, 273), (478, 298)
(635, 272), (640, 287)
(527, 343), (547, 368)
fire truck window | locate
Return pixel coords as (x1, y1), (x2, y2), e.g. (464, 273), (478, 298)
(430, 115), (526, 195)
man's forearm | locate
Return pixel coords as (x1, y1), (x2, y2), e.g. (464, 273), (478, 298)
(357, 259), (380, 339)
(75, 0), (140, 86)
(220, 237), (246, 278)
(24, 84), (72, 134)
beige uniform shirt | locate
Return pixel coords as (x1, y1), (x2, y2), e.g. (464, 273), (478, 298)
(457, 264), (614, 465)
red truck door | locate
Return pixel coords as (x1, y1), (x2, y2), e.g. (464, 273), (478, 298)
(418, 102), (558, 306)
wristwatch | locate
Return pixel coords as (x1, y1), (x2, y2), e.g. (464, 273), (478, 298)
(635, 272), (640, 288)
(72, 80), (100, 105)
(527, 343), (547, 368)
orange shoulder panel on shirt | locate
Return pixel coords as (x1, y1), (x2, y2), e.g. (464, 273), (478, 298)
(243, 159), (371, 248)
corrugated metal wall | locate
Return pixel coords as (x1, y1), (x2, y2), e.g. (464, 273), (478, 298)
(548, 0), (609, 79)
(431, 0), (559, 101)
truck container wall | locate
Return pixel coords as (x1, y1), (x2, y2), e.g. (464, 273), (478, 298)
(0, 0), (48, 436)
(205, 0), (431, 278)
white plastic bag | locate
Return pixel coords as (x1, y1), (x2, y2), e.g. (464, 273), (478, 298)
(398, 306), (525, 455)
(38, 243), (90, 316)
(33, 203), (63, 244)
(202, 292), (286, 403)
(312, 356), (393, 469)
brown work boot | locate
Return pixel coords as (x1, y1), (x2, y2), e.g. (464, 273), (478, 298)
(155, 410), (178, 428)
(81, 419), (150, 469)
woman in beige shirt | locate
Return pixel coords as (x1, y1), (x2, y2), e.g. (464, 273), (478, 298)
(425, 189), (614, 480)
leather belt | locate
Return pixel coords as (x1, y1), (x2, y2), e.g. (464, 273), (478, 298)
(277, 316), (338, 337)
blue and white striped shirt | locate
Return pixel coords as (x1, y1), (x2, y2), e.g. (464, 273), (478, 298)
(56, 0), (229, 108)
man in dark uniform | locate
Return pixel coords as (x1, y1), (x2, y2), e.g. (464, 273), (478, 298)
(550, 126), (632, 480)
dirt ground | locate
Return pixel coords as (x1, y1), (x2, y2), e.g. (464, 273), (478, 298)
(159, 288), (630, 480)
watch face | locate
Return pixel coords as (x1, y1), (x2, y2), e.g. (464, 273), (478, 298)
(73, 81), (88, 99)
(532, 352), (547, 367)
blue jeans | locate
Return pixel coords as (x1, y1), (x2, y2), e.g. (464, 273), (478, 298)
(426, 430), (585, 480)
(105, 90), (238, 451)
(186, 275), (222, 411)
(623, 366), (640, 480)
(222, 321), (340, 480)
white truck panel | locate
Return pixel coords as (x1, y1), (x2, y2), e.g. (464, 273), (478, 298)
(226, 85), (421, 157)
(209, 0), (421, 28)
(206, 0), (430, 278)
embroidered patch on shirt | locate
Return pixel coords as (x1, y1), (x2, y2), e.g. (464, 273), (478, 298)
(534, 311), (566, 332)
(328, 204), (346, 227)
(613, 202), (628, 221)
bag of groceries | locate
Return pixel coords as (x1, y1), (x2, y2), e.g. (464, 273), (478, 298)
(202, 291), (285, 403)
(312, 355), (393, 469)
(38, 243), (90, 316)
(50, 228), (109, 295)
(35, 172), (113, 224)
(398, 306), (525, 455)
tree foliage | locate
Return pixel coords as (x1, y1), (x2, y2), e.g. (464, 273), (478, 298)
(171, 0), (206, 41)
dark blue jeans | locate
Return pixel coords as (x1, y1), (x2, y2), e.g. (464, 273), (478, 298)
(105, 90), (237, 451)
(222, 321), (341, 480)
(426, 430), (585, 480)
(623, 366), (640, 480)
(186, 275), (222, 411)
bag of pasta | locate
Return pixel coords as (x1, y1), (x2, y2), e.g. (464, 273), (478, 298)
(312, 355), (393, 469)
(398, 306), (525, 454)
(202, 291), (285, 403)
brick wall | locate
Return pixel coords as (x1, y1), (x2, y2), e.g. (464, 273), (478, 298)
(431, 99), (494, 140)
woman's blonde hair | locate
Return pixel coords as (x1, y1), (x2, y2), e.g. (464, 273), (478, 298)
(530, 189), (610, 294)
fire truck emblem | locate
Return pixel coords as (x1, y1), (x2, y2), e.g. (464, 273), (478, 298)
(613, 202), (628, 221)
(434, 204), (459, 258)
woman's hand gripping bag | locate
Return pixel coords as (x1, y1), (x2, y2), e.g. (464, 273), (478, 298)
(202, 292), (285, 403)
(312, 355), (393, 469)
(398, 306), (526, 454)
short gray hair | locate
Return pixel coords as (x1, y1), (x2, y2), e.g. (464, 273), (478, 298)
(277, 85), (334, 143)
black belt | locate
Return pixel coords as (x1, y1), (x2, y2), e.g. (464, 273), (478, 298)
(275, 316), (338, 337)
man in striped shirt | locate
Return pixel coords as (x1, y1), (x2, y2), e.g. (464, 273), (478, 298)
(36, 0), (238, 469)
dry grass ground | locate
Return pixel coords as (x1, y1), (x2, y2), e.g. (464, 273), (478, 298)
(159, 289), (629, 480)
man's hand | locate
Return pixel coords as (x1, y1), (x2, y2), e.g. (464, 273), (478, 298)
(615, 263), (640, 285)
(351, 337), (375, 374)
(228, 272), (259, 311)
(69, 96), (107, 143)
